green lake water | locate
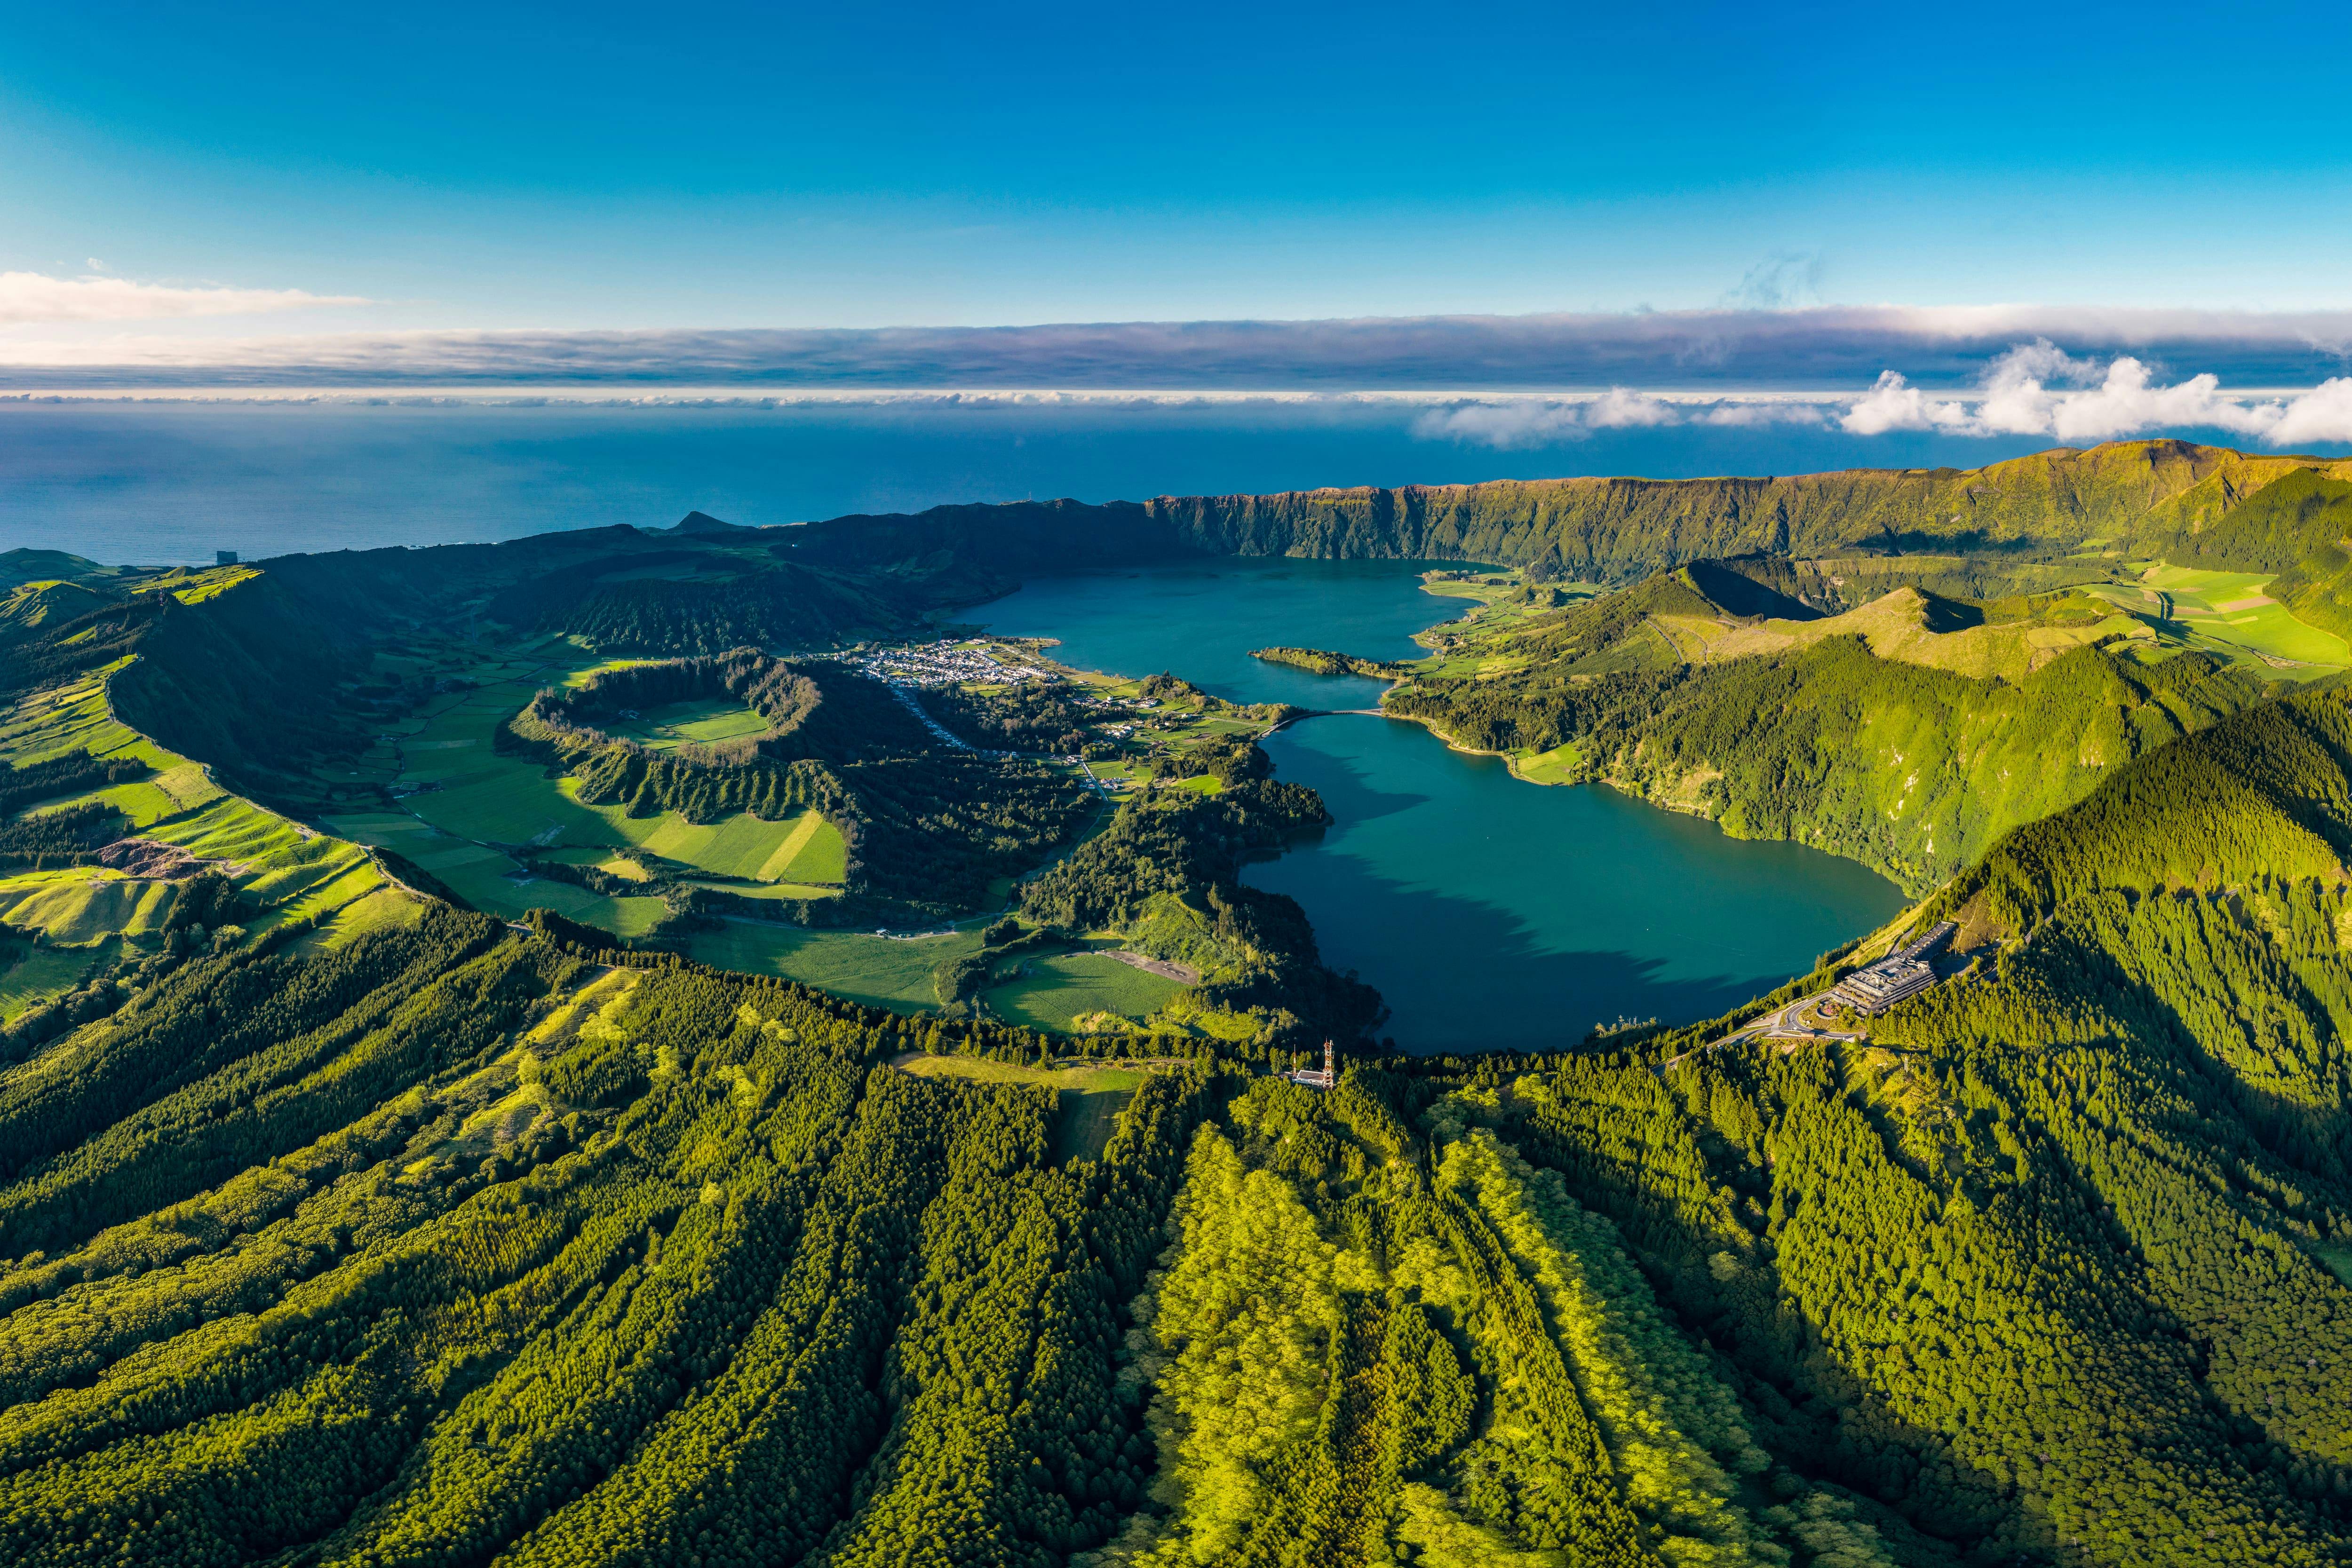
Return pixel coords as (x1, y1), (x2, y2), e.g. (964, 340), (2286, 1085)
(978, 559), (1908, 1053)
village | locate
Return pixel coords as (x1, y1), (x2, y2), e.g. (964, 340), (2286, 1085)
(830, 638), (1056, 687)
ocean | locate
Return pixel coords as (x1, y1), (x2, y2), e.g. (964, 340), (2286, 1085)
(0, 396), (2088, 565)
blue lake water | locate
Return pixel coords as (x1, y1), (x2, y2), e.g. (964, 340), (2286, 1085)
(981, 559), (1907, 1052)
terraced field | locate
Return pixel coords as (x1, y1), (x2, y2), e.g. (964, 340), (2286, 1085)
(0, 667), (390, 974)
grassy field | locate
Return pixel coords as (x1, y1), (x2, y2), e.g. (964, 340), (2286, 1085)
(679, 879), (845, 902)
(0, 669), (388, 949)
(1513, 743), (1581, 784)
(298, 887), (426, 951)
(0, 871), (175, 944)
(0, 938), (107, 1020)
(310, 641), (850, 936)
(607, 696), (771, 751)
(683, 924), (983, 1012)
(985, 951), (1184, 1033)
(895, 1053), (1156, 1162)
(361, 651), (846, 880)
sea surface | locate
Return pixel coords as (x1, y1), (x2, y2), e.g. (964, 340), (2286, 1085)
(977, 560), (1907, 1052)
(2, 397), (2073, 566)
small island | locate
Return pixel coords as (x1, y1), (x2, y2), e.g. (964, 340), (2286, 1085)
(1248, 645), (1418, 679)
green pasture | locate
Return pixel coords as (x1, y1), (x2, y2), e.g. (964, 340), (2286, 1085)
(2090, 572), (2352, 673)
(423, 847), (671, 936)
(0, 939), (107, 1021)
(896, 1053), (1154, 1162)
(298, 887), (426, 952)
(368, 666), (848, 884)
(607, 696), (770, 751)
(985, 951), (1184, 1034)
(0, 871), (174, 945)
(678, 879), (840, 902)
(2139, 564), (2274, 602)
(0, 672), (175, 772)
(1513, 743), (1581, 785)
(684, 924), (982, 1014)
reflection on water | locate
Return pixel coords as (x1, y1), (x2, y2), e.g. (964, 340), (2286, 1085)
(980, 557), (1908, 1054)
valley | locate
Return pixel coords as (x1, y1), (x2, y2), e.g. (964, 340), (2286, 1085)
(10, 439), (2352, 1567)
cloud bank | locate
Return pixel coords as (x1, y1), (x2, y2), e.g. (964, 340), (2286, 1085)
(0, 270), (365, 326)
(12, 304), (2352, 391)
(6, 288), (2352, 446)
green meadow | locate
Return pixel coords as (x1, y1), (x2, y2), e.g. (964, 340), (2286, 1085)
(0, 670), (388, 952)
(683, 923), (983, 1012)
(0, 938), (108, 1021)
(606, 695), (771, 750)
(313, 642), (848, 937)
(985, 950), (1184, 1032)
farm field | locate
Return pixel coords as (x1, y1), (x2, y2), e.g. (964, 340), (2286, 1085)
(985, 950), (1184, 1033)
(296, 886), (426, 951)
(895, 1053), (1159, 1161)
(677, 878), (842, 902)
(2088, 564), (2352, 673)
(0, 672), (388, 949)
(683, 923), (983, 1012)
(359, 649), (847, 883)
(0, 870), (174, 945)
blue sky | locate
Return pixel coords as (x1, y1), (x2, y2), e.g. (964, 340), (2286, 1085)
(8, 0), (2352, 331)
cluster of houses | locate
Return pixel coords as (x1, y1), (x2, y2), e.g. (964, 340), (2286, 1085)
(837, 640), (1051, 688)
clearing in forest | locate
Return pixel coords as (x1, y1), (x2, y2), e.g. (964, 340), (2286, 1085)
(985, 950), (1184, 1033)
(894, 1052), (1157, 1162)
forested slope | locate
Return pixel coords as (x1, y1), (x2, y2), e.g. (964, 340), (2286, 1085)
(1392, 629), (2265, 894)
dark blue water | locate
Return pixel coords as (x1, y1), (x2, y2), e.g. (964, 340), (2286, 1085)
(980, 560), (1907, 1052)
(3, 398), (2080, 566)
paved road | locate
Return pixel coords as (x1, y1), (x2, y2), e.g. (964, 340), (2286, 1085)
(1661, 987), (1865, 1074)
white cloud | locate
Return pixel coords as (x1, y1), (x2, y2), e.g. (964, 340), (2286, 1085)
(1831, 345), (2352, 448)
(2263, 378), (2352, 446)
(1412, 391), (1834, 447)
(1413, 400), (1594, 447)
(1582, 388), (1681, 429)
(1839, 371), (1972, 436)
(0, 270), (364, 325)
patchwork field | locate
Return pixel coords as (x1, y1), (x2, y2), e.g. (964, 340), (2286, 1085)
(985, 950), (1185, 1033)
(311, 641), (850, 936)
(2088, 564), (2352, 673)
